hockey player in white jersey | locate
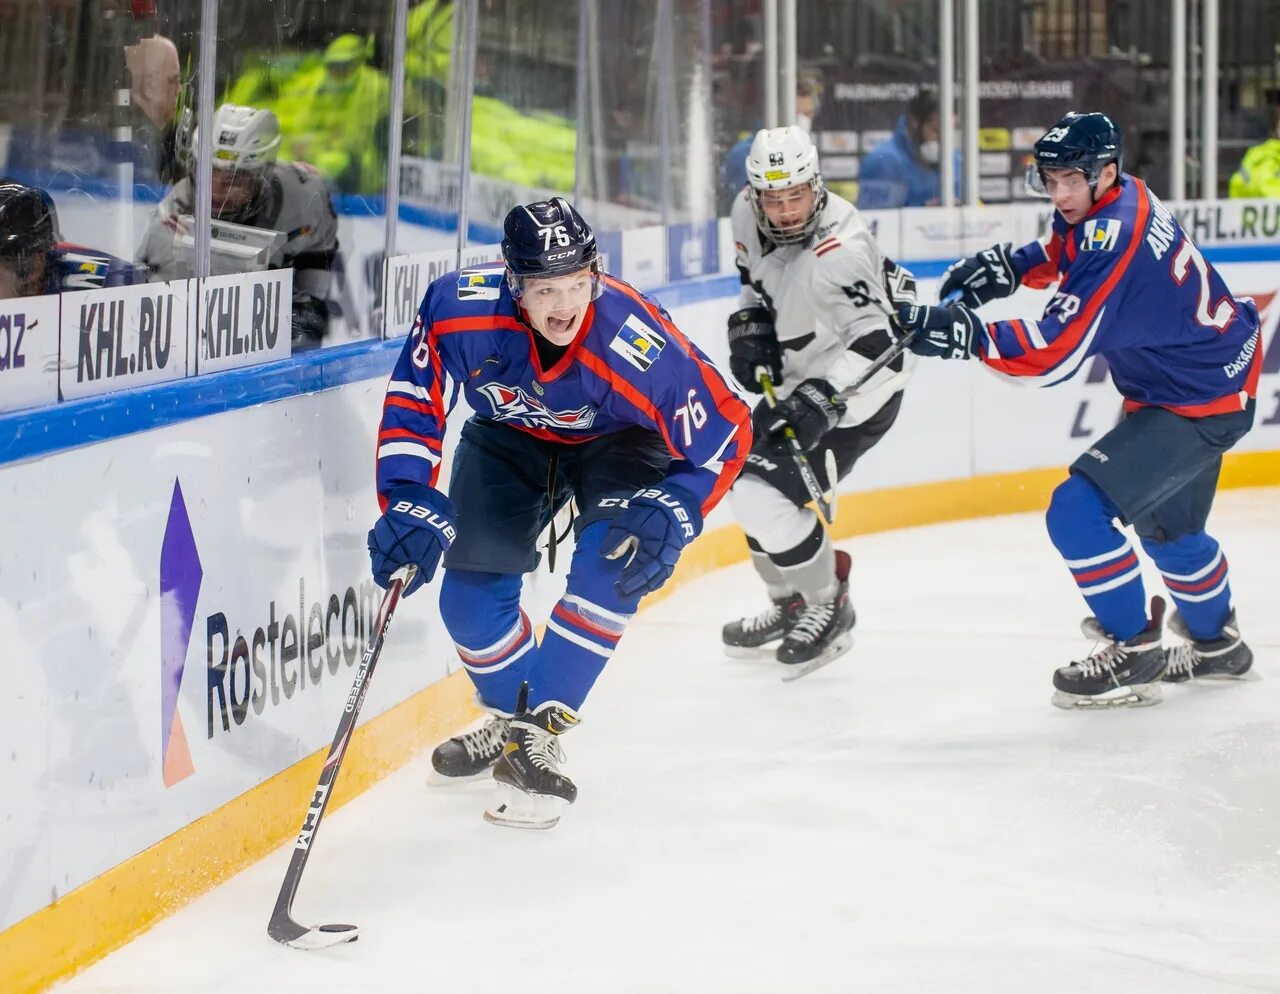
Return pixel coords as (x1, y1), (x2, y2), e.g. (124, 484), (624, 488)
(722, 125), (915, 676)
(137, 104), (340, 348)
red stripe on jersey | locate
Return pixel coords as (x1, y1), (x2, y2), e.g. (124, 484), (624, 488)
(383, 394), (436, 416)
(575, 345), (673, 449)
(983, 180), (1151, 379)
(552, 602), (622, 643)
(1021, 233), (1063, 290)
(815, 242), (841, 257)
(1122, 393), (1248, 418)
(378, 427), (442, 450)
(1163, 557), (1228, 594)
(1072, 551), (1138, 584)
(1010, 319), (1033, 354)
(433, 315), (526, 336)
(504, 422), (601, 445)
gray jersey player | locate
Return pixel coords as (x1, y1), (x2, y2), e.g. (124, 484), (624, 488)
(137, 104), (340, 348)
(722, 125), (915, 677)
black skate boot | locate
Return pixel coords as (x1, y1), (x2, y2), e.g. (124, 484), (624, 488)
(1052, 597), (1168, 710)
(722, 593), (805, 658)
(484, 698), (580, 830)
(776, 550), (855, 681)
(430, 703), (512, 781)
(1162, 608), (1254, 682)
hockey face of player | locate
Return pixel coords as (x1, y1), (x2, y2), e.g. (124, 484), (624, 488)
(203, 104), (281, 220)
(211, 165), (262, 218)
(1041, 162), (1119, 225)
(519, 266), (596, 345)
(758, 182), (818, 241)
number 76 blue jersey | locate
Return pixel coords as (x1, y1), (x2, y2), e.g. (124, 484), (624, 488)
(985, 175), (1262, 418)
(376, 267), (752, 516)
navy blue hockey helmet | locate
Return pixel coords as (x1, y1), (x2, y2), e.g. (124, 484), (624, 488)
(501, 197), (602, 299)
(0, 181), (58, 262)
(1025, 112), (1123, 196)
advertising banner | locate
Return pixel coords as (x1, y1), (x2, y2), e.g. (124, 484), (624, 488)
(57, 279), (192, 401)
(382, 244), (503, 339)
(194, 270), (293, 375)
(0, 293), (61, 414)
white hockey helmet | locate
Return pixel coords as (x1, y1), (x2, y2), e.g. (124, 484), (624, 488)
(206, 104), (281, 172)
(744, 125), (826, 245)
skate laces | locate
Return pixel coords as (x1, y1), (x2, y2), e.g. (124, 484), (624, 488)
(460, 717), (510, 761)
(523, 726), (566, 772)
(1073, 639), (1126, 679)
(789, 601), (835, 645)
(743, 604), (782, 633)
(1165, 642), (1197, 677)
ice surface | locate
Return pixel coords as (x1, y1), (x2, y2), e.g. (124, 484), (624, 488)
(54, 489), (1280, 993)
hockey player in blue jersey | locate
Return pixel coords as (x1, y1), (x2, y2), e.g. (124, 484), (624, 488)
(0, 181), (143, 299)
(367, 198), (751, 827)
(897, 112), (1260, 710)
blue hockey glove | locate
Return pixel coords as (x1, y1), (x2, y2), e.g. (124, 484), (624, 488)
(368, 484), (457, 596)
(938, 243), (1020, 309)
(602, 484), (703, 599)
(763, 378), (846, 451)
(896, 303), (982, 360)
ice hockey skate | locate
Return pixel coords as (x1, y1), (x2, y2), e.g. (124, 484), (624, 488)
(1052, 597), (1168, 709)
(1162, 608), (1255, 682)
(484, 699), (580, 830)
(430, 706), (512, 782)
(722, 592), (805, 658)
(776, 550), (855, 681)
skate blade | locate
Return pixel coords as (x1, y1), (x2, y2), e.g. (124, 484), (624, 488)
(1051, 682), (1163, 710)
(483, 783), (567, 830)
(780, 633), (853, 682)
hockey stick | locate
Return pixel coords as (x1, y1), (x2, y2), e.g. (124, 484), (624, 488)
(838, 288), (962, 400)
(267, 563), (418, 950)
(756, 367), (835, 526)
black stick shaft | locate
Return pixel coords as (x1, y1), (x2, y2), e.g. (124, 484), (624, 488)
(757, 369), (834, 525)
(267, 565), (415, 942)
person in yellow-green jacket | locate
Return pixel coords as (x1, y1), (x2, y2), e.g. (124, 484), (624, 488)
(277, 34), (391, 195)
(1229, 106), (1280, 199)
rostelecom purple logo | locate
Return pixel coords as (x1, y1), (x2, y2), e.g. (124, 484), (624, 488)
(160, 479), (202, 786)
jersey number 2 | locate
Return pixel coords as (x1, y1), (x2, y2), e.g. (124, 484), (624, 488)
(1172, 240), (1233, 330)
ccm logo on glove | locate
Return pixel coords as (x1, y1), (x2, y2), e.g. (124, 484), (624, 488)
(389, 499), (457, 543)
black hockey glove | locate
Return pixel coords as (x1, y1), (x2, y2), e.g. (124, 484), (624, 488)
(939, 243), (1020, 309)
(762, 378), (846, 452)
(727, 306), (782, 394)
(896, 303), (982, 360)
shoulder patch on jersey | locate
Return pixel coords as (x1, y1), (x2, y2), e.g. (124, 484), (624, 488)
(608, 312), (666, 372)
(814, 236), (841, 257)
(456, 267), (505, 300)
(1081, 218), (1122, 252)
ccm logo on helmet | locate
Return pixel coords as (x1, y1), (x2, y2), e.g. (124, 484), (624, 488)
(390, 500), (457, 544)
(544, 249), (580, 262)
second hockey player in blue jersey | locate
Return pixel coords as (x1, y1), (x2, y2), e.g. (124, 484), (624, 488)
(367, 197), (751, 827)
(897, 112), (1260, 710)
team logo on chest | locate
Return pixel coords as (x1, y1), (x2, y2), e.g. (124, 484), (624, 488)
(476, 382), (597, 430)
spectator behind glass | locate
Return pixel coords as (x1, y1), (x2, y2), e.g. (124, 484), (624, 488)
(124, 35), (184, 187)
(135, 104), (340, 350)
(856, 90), (960, 209)
(1229, 105), (1280, 199)
(275, 34), (392, 196)
(0, 180), (143, 300)
(721, 80), (820, 210)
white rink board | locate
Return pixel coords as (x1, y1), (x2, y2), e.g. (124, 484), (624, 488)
(4, 206), (1280, 937)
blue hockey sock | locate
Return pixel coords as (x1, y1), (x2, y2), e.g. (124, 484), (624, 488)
(1045, 473), (1147, 640)
(523, 520), (638, 713)
(438, 570), (535, 715)
(1141, 531), (1233, 641)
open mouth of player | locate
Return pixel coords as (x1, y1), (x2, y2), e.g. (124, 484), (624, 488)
(546, 312), (578, 336)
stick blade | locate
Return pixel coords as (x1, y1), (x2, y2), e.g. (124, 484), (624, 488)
(268, 913), (359, 950)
